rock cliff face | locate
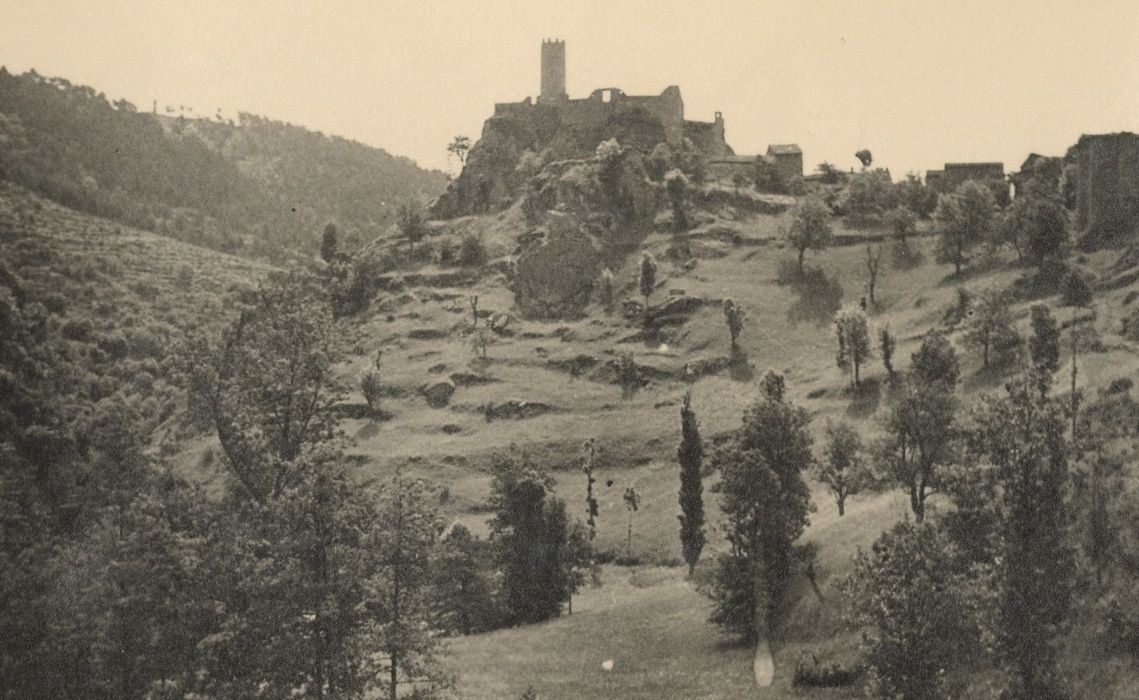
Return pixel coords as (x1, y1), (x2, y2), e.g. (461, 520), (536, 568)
(431, 106), (680, 220)
(512, 211), (601, 319)
(1076, 132), (1139, 244)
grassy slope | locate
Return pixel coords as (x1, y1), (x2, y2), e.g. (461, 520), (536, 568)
(338, 206), (1139, 697)
(11, 177), (1138, 697)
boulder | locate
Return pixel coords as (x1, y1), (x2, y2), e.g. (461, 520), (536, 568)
(513, 214), (601, 319)
(419, 379), (456, 408)
(489, 312), (512, 333)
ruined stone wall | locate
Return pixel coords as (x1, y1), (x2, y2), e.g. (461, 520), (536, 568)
(1076, 132), (1139, 243)
(685, 114), (732, 159)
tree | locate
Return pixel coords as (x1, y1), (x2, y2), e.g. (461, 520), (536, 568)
(639, 251), (657, 323)
(321, 222), (338, 263)
(664, 169), (689, 231)
(361, 350), (383, 417)
(935, 180), (997, 275)
(1023, 197), (1069, 265)
(970, 374), (1075, 698)
(597, 268), (615, 311)
(186, 270), (344, 503)
(370, 474), (450, 700)
(582, 438), (600, 540)
(706, 391), (814, 641)
(879, 325), (896, 379)
(677, 392), (706, 575)
(760, 368), (786, 403)
(841, 170), (896, 223)
(894, 173), (937, 218)
(884, 205), (918, 245)
(910, 329), (960, 389)
(865, 243), (883, 307)
(817, 421), (864, 516)
(487, 453), (569, 625)
(834, 306), (872, 386)
(879, 381), (958, 521)
(786, 195), (833, 274)
(1060, 269), (1093, 307)
(964, 287), (1020, 369)
(1029, 305), (1061, 377)
(841, 521), (977, 699)
(855, 149), (873, 169)
(815, 162), (845, 185)
(722, 298), (745, 353)
(446, 135), (472, 169)
(398, 203), (426, 254)
(623, 487), (641, 560)
(431, 524), (498, 636)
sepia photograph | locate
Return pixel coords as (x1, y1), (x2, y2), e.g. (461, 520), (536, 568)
(2, 1), (1139, 697)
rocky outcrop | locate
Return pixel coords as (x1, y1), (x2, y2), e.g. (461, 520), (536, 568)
(431, 107), (663, 221)
(431, 116), (542, 219)
(512, 211), (601, 319)
(419, 379), (456, 408)
(1076, 132), (1139, 245)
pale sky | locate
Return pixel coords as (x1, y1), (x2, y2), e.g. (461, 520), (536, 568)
(2, 1), (1137, 178)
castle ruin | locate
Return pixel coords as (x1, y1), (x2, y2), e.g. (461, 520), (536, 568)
(492, 39), (732, 157)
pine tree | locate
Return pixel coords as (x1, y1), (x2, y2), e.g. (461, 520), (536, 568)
(677, 392), (705, 575)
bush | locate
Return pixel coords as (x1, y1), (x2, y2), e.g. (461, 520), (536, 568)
(1061, 269), (1094, 307)
(1105, 377), (1133, 395)
(41, 292), (67, 315)
(96, 331), (130, 360)
(459, 234), (488, 266)
(360, 369), (383, 416)
(792, 657), (862, 688)
(176, 264), (194, 290)
(60, 317), (93, 341)
(437, 238), (456, 265)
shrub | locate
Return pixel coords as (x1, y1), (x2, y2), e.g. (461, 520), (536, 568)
(360, 370), (383, 416)
(176, 264), (194, 290)
(437, 237), (456, 265)
(60, 317), (93, 341)
(96, 331), (130, 361)
(1061, 269), (1093, 307)
(792, 657), (862, 688)
(41, 292), (68, 315)
(1105, 377), (1133, 395)
(459, 233), (488, 266)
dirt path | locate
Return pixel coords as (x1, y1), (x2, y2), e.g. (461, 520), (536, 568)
(753, 638), (774, 688)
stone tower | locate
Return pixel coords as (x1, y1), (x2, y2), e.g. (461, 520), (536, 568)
(539, 39), (567, 103)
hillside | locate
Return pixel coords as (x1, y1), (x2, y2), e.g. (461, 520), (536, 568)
(6, 126), (1139, 697)
(0, 68), (448, 262)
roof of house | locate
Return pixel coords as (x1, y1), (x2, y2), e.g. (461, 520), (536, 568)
(766, 144), (802, 156)
(943, 162), (1004, 171)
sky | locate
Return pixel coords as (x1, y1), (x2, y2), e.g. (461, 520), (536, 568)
(1, 1), (1137, 178)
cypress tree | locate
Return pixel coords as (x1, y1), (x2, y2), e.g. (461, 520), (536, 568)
(677, 391), (705, 575)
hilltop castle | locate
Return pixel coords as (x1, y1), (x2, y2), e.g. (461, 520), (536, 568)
(492, 39), (733, 158)
(430, 40), (790, 219)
